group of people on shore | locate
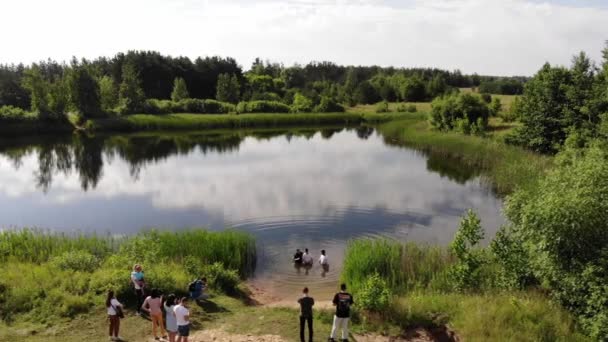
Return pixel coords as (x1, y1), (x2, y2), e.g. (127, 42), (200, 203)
(298, 284), (354, 342)
(108, 259), (353, 342)
(105, 264), (206, 342)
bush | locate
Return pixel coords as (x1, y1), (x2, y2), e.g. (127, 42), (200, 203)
(502, 145), (608, 339)
(406, 104), (417, 113)
(60, 296), (90, 318)
(0, 105), (37, 122)
(236, 100), (291, 114)
(375, 101), (389, 113)
(480, 93), (492, 103)
(358, 273), (391, 312)
(204, 262), (240, 294)
(449, 210), (485, 292)
(51, 251), (100, 272)
(141, 99), (235, 115)
(292, 93), (313, 113)
(429, 92), (489, 135)
(313, 96), (344, 113)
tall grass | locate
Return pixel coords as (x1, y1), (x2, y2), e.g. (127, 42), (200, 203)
(377, 117), (552, 195)
(342, 239), (454, 294)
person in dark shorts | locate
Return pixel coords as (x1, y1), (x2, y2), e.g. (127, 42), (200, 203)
(297, 287), (315, 342)
(329, 283), (354, 342)
(173, 297), (190, 342)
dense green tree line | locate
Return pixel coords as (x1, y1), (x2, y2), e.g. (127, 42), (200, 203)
(507, 45), (608, 154)
(0, 51), (526, 120)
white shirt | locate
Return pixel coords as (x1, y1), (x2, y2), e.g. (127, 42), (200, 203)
(107, 298), (121, 315)
(319, 254), (328, 265)
(174, 304), (190, 326)
(302, 253), (313, 264)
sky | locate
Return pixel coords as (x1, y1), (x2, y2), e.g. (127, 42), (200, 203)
(0, 0), (607, 76)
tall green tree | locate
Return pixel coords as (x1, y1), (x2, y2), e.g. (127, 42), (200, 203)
(68, 63), (101, 118)
(118, 62), (145, 114)
(99, 76), (118, 112)
(171, 77), (189, 102)
(22, 65), (51, 117)
(216, 73), (240, 103)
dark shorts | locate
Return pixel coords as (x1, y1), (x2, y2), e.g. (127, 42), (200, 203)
(178, 324), (190, 336)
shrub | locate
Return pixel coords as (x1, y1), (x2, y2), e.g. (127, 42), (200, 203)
(0, 105), (36, 122)
(480, 93), (492, 103)
(358, 273), (391, 312)
(60, 295), (90, 318)
(236, 100), (291, 114)
(204, 262), (240, 294)
(141, 99), (235, 115)
(313, 96), (344, 113)
(429, 92), (490, 135)
(449, 210), (485, 292)
(51, 251), (100, 272)
(406, 104), (417, 113)
(292, 93), (313, 113)
(375, 101), (389, 113)
(202, 99), (235, 114)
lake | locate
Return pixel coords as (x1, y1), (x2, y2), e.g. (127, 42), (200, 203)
(0, 127), (503, 299)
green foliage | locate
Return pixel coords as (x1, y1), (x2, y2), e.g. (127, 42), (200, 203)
(99, 76), (118, 113)
(358, 273), (391, 312)
(429, 92), (490, 135)
(204, 262), (240, 294)
(0, 105), (37, 123)
(313, 96), (344, 113)
(342, 239), (453, 294)
(51, 251), (100, 272)
(354, 81), (380, 105)
(480, 93), (492, 103)
(508, 52), (603, 154)
(216, 73), (240, 103)
(142, 98), (235, 115)
(489, 97), (502, 116)
(236, 100), (291, 114)
(21, 66), (52, 118)
(478, 78), (524, 95)
(375, 101), (389, 113)
(503, 145), (608, 339)
(118, 62), (145, 115)
(68, 64), (102, 118)
(448, 210), (485, 291)
(171, 77), (190, 102)
(291, 92), (313, 113)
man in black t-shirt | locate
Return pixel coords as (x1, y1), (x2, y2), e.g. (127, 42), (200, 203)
(294, 249), (303, 265)
(329, 283), (354, 342)
(297, 287), (315, 342)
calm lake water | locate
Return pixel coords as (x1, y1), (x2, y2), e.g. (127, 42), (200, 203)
(0, 127), (503, 298)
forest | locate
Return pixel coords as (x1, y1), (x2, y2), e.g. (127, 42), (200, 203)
(0, 51), (525, 122)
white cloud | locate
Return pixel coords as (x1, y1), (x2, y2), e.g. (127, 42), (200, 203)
(0, 0), (606, 75)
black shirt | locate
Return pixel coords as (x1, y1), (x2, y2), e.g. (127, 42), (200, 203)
(294, 251), (303, 264)
(298, 295), (315, 318)
(332, 292), (354, 318)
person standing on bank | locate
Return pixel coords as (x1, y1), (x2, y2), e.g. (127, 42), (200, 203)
(329, 283), (354, 342)
(174, 297), (191, 342)
(297, 287), (315, 342)
(131, 264), (146, 315)
(141, 288), (167, 340)
(106, 290), (124, 341)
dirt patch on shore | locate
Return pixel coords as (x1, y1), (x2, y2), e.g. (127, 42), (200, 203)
(190, 328), (286, 342)
(355, 326), (460, 342)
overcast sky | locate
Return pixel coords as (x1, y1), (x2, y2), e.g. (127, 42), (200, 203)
(1, 0), (606, 76)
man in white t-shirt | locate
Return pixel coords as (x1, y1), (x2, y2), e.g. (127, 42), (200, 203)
(319, 250), (328, 266)
(173, 297), (191, 342)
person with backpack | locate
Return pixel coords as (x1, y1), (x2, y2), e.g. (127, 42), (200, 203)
(106, 289), (124, 341)
(329, 283), (354, 342)
(173, 297), (191, 342)
(163, 294), (178, 342)
(141, 288), (167, 340)
(188, 276), (209, 301)
(297, 287), (315, 342)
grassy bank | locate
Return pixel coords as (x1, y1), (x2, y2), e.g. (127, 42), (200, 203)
(0, 229), (255, 331)
(86, 112), (366, 132)
(340, 238), (588, 341)
(377, 116), (552, 194)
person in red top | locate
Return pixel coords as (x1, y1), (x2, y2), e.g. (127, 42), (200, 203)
(329, 283), (354, 342)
